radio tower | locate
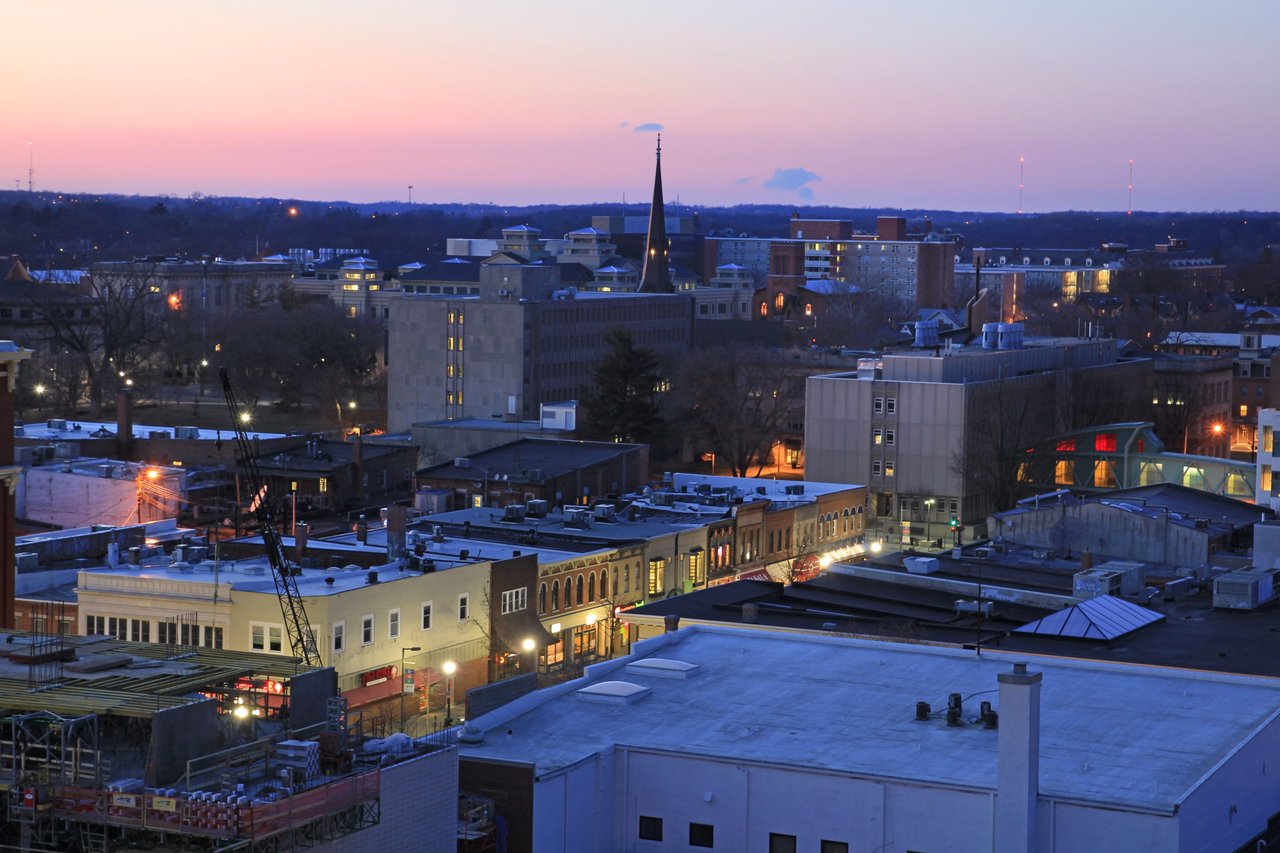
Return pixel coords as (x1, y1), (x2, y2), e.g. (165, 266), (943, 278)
(27, 143), (33, 193)
(1017, 156), (1025, 214)
(1127, 159), (1134, 215)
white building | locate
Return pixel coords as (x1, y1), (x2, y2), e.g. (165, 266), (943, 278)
(458, 624), (1280, 853)
(1258, 407), (1280, 512)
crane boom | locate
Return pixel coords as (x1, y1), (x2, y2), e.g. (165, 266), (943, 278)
(220, 368), (321, 667)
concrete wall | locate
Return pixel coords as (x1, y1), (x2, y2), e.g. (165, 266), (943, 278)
(988, 502), (1211, 567)
(315, 746), (458, 853)
(22, 467), (183, 528)
(1177, 711), (1280, 853)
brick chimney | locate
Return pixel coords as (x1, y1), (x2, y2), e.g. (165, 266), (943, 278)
(996, 662), (1042, 853)
(0, 343), (30, 628)
(116, 390), (134, 459)
(386, 505), (407, 560)
(294, 522), (309, 565)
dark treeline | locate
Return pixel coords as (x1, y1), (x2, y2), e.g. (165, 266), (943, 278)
(3, 189), (1277, 274)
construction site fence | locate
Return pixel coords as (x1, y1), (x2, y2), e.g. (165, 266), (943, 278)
(43, 768), (379, 841)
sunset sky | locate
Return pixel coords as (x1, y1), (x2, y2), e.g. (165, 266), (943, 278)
(3, 1), (1276, 211)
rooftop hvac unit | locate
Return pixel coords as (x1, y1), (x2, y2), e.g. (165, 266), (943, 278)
(564, 507), (591, 528)
(174, 426), (201, 440)
(1073, 569), (1122, 598)
(502, 504), (527, 523)
(1094, 560), (1147, 595)
(783, 484), (805, 496)
(1213, 567), (1280, 611)
(525, 499), (549, 517)
(904, 556), (940, 575)
(593, 503), (618, 522)
(454, 457), (472, 469)
(650, 492), (674, 507)
(46, 418), (67, 431)
(527, 468), (545, 481)
(973, 547), (995, 560)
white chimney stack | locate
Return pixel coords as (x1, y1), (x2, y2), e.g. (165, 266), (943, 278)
(996, 661), (1041, 853)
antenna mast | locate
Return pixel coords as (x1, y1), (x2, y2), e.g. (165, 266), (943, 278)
(1127, 159), (1134, 215)
(1017, 156), (1025, 214)
(27, 143), (33, 193)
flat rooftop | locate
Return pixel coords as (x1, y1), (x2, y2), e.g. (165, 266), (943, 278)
(17, 420), (289, 441)
(462, 625), (1280, 813)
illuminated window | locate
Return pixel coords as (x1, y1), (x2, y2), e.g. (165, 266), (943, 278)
(775, 293), (785, 311)
(1093, 460), (1117, 488)
(319, 478), (328, 493)
(759, 302), (768, 317)
(648, 559), (665, 596)
(1094, 433), (1117, 452)
(1055, 459), (1075, 486)
(1056, 439), (1076, 452)
(1241, 405), (1249, 417)
(885, 462), (895, 477)
(342, 284), (360, 292)
(804, 303), (813, 316)
(873, 429), (882, 445)
(346, 306), (357, 318)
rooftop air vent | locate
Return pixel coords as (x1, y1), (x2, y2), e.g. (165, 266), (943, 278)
(625, 658), (702, 680)
(575, 681), (651, 706)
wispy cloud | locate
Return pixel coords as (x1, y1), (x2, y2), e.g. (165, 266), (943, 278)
(735, 176), (752, 185)
(617, 121), (630, 130)
(633, 122), (664, 133)
(763, 166), (821, 200)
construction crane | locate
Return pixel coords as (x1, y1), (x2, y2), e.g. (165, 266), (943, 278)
(221, 368), (321, 667)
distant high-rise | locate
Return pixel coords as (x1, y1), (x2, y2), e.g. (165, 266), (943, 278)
(639, 136), (672, 293)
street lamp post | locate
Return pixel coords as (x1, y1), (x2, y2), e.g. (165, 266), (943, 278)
(442, 660), (457, 727)
(521, 637), (536, 673)
(400, 646), (421, 732)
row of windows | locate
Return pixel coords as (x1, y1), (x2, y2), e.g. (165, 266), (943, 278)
(873, 428), (895, 445)
(86, 614), (223, 648)
(872, 460), (895, 477)
(872, 396), (897, 414)
(331, 596), (468, 654)
(637, 816), (853, 852)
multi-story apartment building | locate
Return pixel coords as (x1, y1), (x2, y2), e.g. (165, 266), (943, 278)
(805, 335), (1151, 535)
(387, 258), (693, 431)
(969, 239), (1224, 303)
(93, 257), (293, 315)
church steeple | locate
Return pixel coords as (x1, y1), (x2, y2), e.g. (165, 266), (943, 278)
(639, 134), (672, 293)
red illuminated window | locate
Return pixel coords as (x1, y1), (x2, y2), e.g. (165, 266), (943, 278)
(1094, 433), (1117, 452)
(1056, 439), (1076, 452)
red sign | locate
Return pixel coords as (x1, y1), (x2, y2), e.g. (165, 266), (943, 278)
(360, 666), (395, 687)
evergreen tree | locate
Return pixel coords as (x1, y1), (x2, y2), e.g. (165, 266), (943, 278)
(581, 329), (666, 446)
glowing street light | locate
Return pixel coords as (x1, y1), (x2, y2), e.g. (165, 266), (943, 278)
(239, 411), (252, 425)
(442, 660), (457, 727)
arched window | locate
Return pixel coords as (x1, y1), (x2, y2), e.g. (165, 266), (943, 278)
(576, 576), (585, 605)
(759, 302), (768, 318)
(774, 292), (785, 312)
(804, 302), (813, 316)
(538, 583), (547, 615)
(623, 566), (630, 593)
(588, 572), (597, 602)
(564, 577), (574, 609)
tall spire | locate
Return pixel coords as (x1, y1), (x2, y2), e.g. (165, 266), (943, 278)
(639, 134), (672, 293)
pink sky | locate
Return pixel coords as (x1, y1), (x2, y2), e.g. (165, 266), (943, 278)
(3, 1), (1276, 211)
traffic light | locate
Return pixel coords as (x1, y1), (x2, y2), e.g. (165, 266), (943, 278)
(949, 516), (958, 529)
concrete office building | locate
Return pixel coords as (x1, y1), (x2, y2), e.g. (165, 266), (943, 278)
(805, 336), (1150, 533)
(387, 259), (692, 431)
(458, 625), (1280, 853)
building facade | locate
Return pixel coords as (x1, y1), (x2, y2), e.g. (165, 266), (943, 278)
(387, 260), (693, 430)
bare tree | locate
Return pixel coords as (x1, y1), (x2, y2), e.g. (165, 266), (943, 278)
(31, 261), (166, 417)
(677, 344), (796, 476)
(952, 375), (1056, 519)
